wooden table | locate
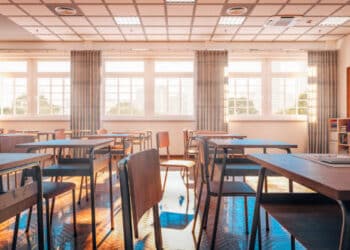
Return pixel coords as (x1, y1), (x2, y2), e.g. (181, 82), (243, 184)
(247, 153), (350, 250)
(87, 134), (132, 157)
(207, 138), (297, 249)
(16, 139), (113, 250)
(0, 153), (50, 250)
(195, 133), (246, 139)
(112, 131), (149, 151)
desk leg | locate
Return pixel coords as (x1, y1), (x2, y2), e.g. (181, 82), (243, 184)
(339, 200), (350, 250)
(249, 167), (266, 250)
(108, 150), (115, 230)
(34, 166), (45, 250)
(90, 171), (97, 250)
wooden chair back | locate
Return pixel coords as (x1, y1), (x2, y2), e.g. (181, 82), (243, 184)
(182, 129), (189, 154)
(3, 129), (17, 134)
(156, 131), (170, 159)
(118, 149), (163, 249)
(96, 128), (108, 135)
(0, 135), (36, 153)
(54, 129), (65, 140)
(197, 137), (210, 186)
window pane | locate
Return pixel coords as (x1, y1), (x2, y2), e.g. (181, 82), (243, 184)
(228, 78), (262, 115)
(271, 77), (307, 115)
(105, 77), (144, 116)
(271, 61), (307, 73)
(38, 78), (70, 115)
(105, 61), (144, 72)
(154, 77), (194, 115)
(37, 61), (70, 72)
(155, 61), (193, 72)
(228, 61), (261, 73)
(0, 77), (27, 115)
(0, 61), (27, 72)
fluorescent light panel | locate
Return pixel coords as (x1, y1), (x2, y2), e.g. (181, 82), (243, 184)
(219, 16), (245, 26)
(320, 17), (350, 26)
(114, 16), (140, 25)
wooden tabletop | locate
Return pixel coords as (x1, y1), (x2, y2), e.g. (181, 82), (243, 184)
(195, 133), (246, 139)
(16, 139), (113, 149)
(0, 153), (50, 172)
(209, 138), (297, 149)
(248, 153), (350, 201)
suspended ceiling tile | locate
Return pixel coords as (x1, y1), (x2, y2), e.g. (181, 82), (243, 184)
(58, 34), (82, 40)
(330, 26), (350, 34)
(195, 5), (223, 16)
(167, 17), (192, 26)
(278, 5), (312, 15)
(259, 0), (287, 3)
(88, 17), (116, 26)
(142, 17), (166, 25)
(298, 34), (321, 40)
(211, 34), (233, 41)
(191, 26), (214, 34)
(135, 0), (163, 2)
(42, 0), (72, 3)
(332, 5), (350, 16)
(35, 17), (65, 26)
(237, 26), (262, 34)
(318, 34), (343, 40)
(289, 0), (318, 3)
(61, 16), (90, 26)
(19, 4), (54, 16)
(9, 16), (40, 26)
(48, 26), (75, 34)
(320, 0), (348, 3)
(305, 5), (343, 16)
(36, 34), (61, 40)
(168, 34), (189, 40)
(137, 5), (165, 16)
(168, 27), (190, 34)
(284, 26), (311, 34)
(144, 26), (167, 34)
(96, 26), (120, 34)
(119, 26), (144, 34)
(124, 34), (146, 40)
(193, 17), (218, 26)
(79, 5), (110, 16)
(243, 17), (269, 26)
(190, 34), (211, 40)
(250, 5), (283, 16)
(23, 26), (52, 34)
(260, 26), (286, 34)
(233, 34), (255, 40)
(255, 34), (277, 40)
(73, 0), (102, 3)
(102, 34), (124, 40)
(215, 26), (239, 34)
(229, 0), (257, 3)
(108, 5), (138, 16)
(13, 0), (41, 2)
(71, 26), (97, 34)
(295, 16), (324, 26)
(275, 34), (300, 40)
(81, 34), (103, 40)
(167, 5), (194, 16)
(307, 26), (335, 34)
(147, 34), (167, 40)
(0, 5), (26, 15)
(105, 0), (132, 3)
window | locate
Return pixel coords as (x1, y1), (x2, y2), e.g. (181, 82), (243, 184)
(154, 61), (194, 117)
(105, 78), (144, 115)
(37, 61), (70, 116)
(155, 78), (193, 115)
(271, 61), (308, 117)
(104, 61), (145, 117)
(228, 58), (308, 120)
(0, 77), (27, 115)
(37, 78), (70, 115)
(0, 61), (27, 72)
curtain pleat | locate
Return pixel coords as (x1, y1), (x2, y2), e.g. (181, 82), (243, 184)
(307, 50), (337, 153)
(70, 50), (101, 138)
(195, 50), (228, 131)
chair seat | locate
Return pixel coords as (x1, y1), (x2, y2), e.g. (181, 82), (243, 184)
(160, 159), (195, 168)
(210, 181), (255, 196)
(187, 148), (198, 155)
(43, 163), (90, 177)
(43, 181), (76, 199)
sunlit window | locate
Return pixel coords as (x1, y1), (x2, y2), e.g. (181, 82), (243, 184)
(155, 61), (193, 73)
(271, 61), (307, 73)
(0, 78), (27, 115)
(37, 61), (70, 72)
(228, 61), (262, 73)
(38, 78), (70, 115)
(105, 78), (144, 116)
(154, 77), (193, 115)
(0, 61), (27, 72)
(105, 61), (144, 73)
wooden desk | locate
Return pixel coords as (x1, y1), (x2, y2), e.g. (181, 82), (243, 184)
(247, 154), (350, 250)
(16, 139), (113, 250)
(87, 134), (132, 156)
(0, 153), (50, 250)
(112, 131), (148, 151)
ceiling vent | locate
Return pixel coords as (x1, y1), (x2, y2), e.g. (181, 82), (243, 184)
(46, 4), (83, 16)
(265, 16), (300, 27)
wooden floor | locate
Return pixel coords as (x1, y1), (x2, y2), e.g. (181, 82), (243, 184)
(0, 168), (308, 250)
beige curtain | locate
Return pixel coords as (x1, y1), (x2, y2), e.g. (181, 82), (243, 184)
(71, 50), (101, 138)
(308, 51), (337, 153)
(195, 50), (228, 131)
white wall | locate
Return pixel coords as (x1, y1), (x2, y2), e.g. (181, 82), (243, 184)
(337, 35), (350, 117)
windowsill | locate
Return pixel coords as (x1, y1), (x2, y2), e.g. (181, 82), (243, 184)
(102, 115), (195, 122)
(0, 115), (70, 121)
(229, 116), (307, 122)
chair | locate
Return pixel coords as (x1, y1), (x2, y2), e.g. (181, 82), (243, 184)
(183, 129), (198, 160)
(193, 137), (258, 250)
(14, 180), (77, 250)
(96, 128), (108, 135)
(118, 149), (163, 249)
(156, 131), (195, 200)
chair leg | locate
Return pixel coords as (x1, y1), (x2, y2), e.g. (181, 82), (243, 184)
(186, 169), (189, 202)
(45, 198), (51, 250)
(258, 215), (262, 250)
(49, 177), (59, 226)
(153, 204), (163, 250)
(85, 176), (89, 202)
(244, 196), (249, 234)
(192, 181), (203, 233)
(94, 172), (98, 189)
(7, 173), (10, 190)
(264, 176), (270, 231)
(210, 194), (223, 249)
(162, 167), (169, 192)
(196, 195), (210, 250)
(12, 213), (21, 250)
(25, 207), (33, 233)
(72, 189), (77, 237)
(78, 176), (84, 205)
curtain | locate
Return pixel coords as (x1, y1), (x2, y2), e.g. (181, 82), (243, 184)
(195, 50), (228, 131)
(71, 50), (101, 138)
(308, 51), (337, 153)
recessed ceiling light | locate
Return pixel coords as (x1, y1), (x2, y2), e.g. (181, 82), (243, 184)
(226, 6), (248, 16)
(166, 0), (195, 3)
(219, 16), (245, 26)
(54, 6), (77, 16)
(320, 17), (350, 26)
(114, 17), (140, 25)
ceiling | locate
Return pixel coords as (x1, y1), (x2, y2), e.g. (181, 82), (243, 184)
(0, 0), (349, 43)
